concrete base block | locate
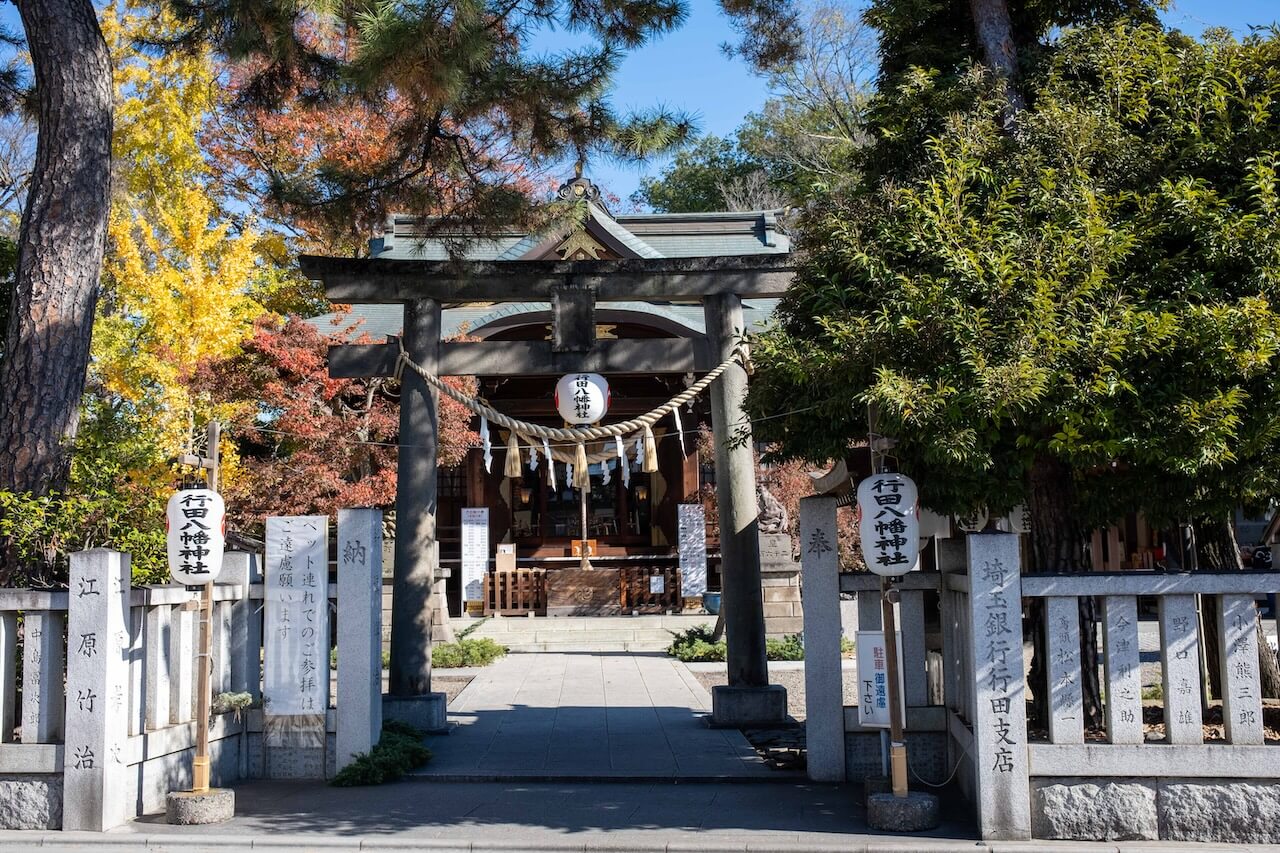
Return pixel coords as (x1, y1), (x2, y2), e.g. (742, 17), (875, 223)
(166, 789), (235, 825)
(383, 693), (448, 734)
(866, 791), (940, 832)
(709, 684), (788, 727)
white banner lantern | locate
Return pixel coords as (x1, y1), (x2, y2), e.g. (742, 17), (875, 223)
(857, 472), (920, 576)
(955, 507), (989, 533)
(166, 488), (226, 585)
(555, 373), (610, 424)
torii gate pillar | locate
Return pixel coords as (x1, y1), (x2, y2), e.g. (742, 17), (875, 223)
(705, 293), (787, 726)
(384, 297), (447, 730)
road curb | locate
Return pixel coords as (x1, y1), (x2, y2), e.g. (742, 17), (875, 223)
(5, 833), (1275, 852)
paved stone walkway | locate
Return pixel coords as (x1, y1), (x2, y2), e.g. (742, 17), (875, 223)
(414, 652), (778, 780)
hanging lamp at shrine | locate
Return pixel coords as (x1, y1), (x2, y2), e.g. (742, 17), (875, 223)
(555, 373), (610, 424)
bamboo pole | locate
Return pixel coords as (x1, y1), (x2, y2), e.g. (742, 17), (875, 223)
(882, 578), (908, 797)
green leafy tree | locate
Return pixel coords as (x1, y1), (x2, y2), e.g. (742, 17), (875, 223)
(635, 1), (874, 211)
(631, 134), (765, 212)
(748, 19), (1280, 711)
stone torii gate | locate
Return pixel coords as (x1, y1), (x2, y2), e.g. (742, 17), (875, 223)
(300, 252), (793, 728)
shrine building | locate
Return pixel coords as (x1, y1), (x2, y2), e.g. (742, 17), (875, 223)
(310, 182), (790, 619)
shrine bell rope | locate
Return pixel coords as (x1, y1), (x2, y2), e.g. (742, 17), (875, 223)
(393, 338), (752, 488)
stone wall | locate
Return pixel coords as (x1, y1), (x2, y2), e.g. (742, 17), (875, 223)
(0, 775), (62, 830)
(1033, 777), (1280, 844)
(845, 731), (948, 784)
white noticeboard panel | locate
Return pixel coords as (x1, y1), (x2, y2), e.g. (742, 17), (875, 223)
(461, 507), (489, 602)
(264, 515), (330, 716)
(678, 504), (708, 595)
(649, 575), (665, 594)
(856, 630), (905, 729)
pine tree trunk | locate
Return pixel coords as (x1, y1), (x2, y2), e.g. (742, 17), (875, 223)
(1026, 455), (1100, 728)
(967, 0), (1027, 118)
(0, 0), (112, 502)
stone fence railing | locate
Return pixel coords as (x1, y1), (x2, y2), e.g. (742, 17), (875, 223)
(799, 495), (1280, 843)
(0, 508), (388, 832)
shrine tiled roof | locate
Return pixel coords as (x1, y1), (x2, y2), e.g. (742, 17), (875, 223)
(307, 189), (789, 352)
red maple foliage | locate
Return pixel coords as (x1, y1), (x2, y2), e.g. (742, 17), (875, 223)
(193, 312), (479, 531)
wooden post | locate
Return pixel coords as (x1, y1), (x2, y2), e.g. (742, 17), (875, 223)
(881, 577), (908, 797)
(192, 420), (219, 792)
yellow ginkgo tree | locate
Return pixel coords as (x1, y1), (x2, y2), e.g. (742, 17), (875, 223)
(91, 0), (264, 466)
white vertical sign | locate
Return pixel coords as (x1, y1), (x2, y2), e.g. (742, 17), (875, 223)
(264, 516), (330, 715)
(461, 507), (489, 602)
(856, 630), (904, 729)
(678, 504), (708, 595)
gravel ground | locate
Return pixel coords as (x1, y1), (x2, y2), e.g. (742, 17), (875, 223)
(691, 667), (860, 721)
(435, 675), (474, 708)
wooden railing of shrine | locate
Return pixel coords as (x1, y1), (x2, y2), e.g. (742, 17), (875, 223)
(620, 566), (682, 613)
(482, 568), (547, 616)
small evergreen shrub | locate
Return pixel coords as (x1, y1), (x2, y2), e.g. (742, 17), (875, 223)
(667, 624), (727, 661)
(331, 720), (432, 786)
(765, 634), (806, 661)
(669, 628), (852, 663)
(431, 637), (508, 668)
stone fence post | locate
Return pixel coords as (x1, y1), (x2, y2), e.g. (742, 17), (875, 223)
(800, 496), (844, 782)
(63, 549), (132, 831)
(965, 533), (1031, 840)
(337, 508), (383, 772)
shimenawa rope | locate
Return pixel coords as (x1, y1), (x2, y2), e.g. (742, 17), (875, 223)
(393, 339), (751, 486)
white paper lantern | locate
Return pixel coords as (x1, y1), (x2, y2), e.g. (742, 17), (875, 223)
(857, 473), (920, 577)
(1007, 504), (1031, 534)
(555, 373), (610, 424)
(954, 507), (990, 533)
(166, 488), (226, 585)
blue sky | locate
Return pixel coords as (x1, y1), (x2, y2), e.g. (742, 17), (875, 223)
(0, 1), (1274, 207)
(591, 0), (1280, 205)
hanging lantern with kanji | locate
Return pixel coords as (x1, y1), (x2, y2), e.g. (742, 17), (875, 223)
(555, 373), (610, 424)
(857, 472), (920, 576)
(166, 488), (227, 585)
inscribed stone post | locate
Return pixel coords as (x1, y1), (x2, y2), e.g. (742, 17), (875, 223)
(799, 496), (843, 782)
(1217, 595), (1264, 745)
(264, 516), (331, 778)
(63, 549), (131, 832)
(1158, 594), (1202, 744)
(1101, 596), (1142, 744)
(22, 610), (64, 742)
(1045, 596), (1084, 744)
(337, 508), (383, 773)
(965, 533), (1030, 841)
